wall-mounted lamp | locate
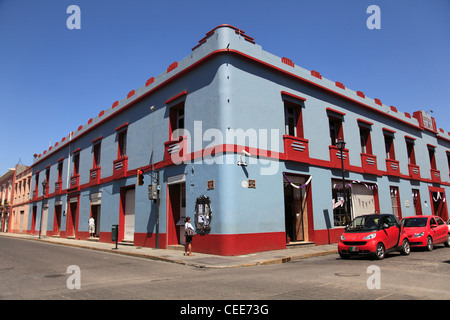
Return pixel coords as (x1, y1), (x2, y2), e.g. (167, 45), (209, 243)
(237, 149), (251, 166)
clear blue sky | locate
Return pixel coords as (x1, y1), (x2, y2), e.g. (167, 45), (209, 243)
(0, 0), (449, 173)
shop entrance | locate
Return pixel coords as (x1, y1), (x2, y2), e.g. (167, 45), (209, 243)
(283, 174), (311, 243)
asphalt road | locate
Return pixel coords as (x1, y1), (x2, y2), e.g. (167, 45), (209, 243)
(1, 236), (449, 302)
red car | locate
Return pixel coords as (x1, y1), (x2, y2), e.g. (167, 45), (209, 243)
(338, 214), (410, 260)
(402, 215), (450, 251)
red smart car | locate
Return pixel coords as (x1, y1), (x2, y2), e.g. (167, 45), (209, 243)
(402, 215), (450, 251)
(338, 214), (410, 260)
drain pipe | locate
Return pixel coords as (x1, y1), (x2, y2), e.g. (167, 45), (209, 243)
(63, 132), (73, 217)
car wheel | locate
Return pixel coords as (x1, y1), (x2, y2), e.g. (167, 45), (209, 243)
(400, 239), (410, 255)
(444, 234), (450, 248)
(426, 236), (433, 251)
(374, 243), (385, 260)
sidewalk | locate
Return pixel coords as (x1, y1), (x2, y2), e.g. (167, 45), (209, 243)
(0, 233), (338, 269)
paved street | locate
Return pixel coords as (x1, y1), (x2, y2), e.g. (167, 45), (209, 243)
(1, 236), (449, 302)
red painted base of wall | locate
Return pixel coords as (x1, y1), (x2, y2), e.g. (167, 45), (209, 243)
(314, 228), (344, 245)
(134, 232), (167, 249)
(190, 232), (287, 256)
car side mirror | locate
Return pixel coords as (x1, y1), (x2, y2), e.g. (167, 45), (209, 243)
(381, 223), (389, 229)
(430, 224), (437, 228)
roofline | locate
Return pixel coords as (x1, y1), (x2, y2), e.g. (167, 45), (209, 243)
(32, 25), (449, 167)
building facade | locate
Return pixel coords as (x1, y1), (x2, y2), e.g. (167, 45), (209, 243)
(28, 25), (450, 255)
(9, 165), (32, 234)
(0, 169), (15, 232)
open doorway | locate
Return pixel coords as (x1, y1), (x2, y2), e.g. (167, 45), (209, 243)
(90, 205), (101, 238)
(283, 174), (311, 243)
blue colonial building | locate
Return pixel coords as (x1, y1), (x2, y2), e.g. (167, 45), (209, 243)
(28, 25), (450, 255)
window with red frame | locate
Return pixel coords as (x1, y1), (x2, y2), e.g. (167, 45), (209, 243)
(406, 139), (416, 165)
(169, 102), (185, 140)
(57, 161), (63, 182)
(428, 146), (437, 170)
(284, 101), (303, 138)
(328, 116), (343, 147)
(384, 134), (395, 160)
(73, 152), (80, 175)
(34, 172), (39, 191)
(118, 130), (127, 158)
(93, 142), (101, 167)
(447, 152), (450, 175)
(359, 125), (372, 154)
(45, 168), (50, 183)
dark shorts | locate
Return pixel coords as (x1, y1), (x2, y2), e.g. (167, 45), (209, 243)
(185, 236), (193, 243)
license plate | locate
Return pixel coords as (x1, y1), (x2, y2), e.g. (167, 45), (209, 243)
(350, 247), (359, 252)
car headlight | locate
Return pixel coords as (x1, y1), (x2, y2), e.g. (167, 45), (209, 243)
(413, 232), (424, 238)
(340, 234), (346, 241)
(363, 233), (376, 240)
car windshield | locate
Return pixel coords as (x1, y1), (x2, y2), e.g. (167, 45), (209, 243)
(403, 217), (427, 228)
(346, 216), (380, 232)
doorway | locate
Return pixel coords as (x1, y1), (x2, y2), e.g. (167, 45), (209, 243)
(54, 205), (62, 236)
(120, 187), (135, 242)
(283, 174), (310, 243)
(90, 205), (101, 238)
(430, 189), (448, 221)
(67, 201), (78, 238)
(19, 210), (24, 234)
(31, 206), (37, 234)
(41, 205), (48, 237)
(167, 182), (186, 245)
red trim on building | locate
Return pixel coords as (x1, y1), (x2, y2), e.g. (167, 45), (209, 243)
(127, 90), (135, 98)
(281, 57), (294, 67)
(311, 70), (322, 79)
(167, 62), (178, 73)
(281, 91), (306, 102)
(91, 136), (102, 144)
(145, 77), (155, 86)
(165, 91), (188, 105)
(326, 107), (346, 116)
(115, 123), (129, 132)
(335, 81), (345, 90)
